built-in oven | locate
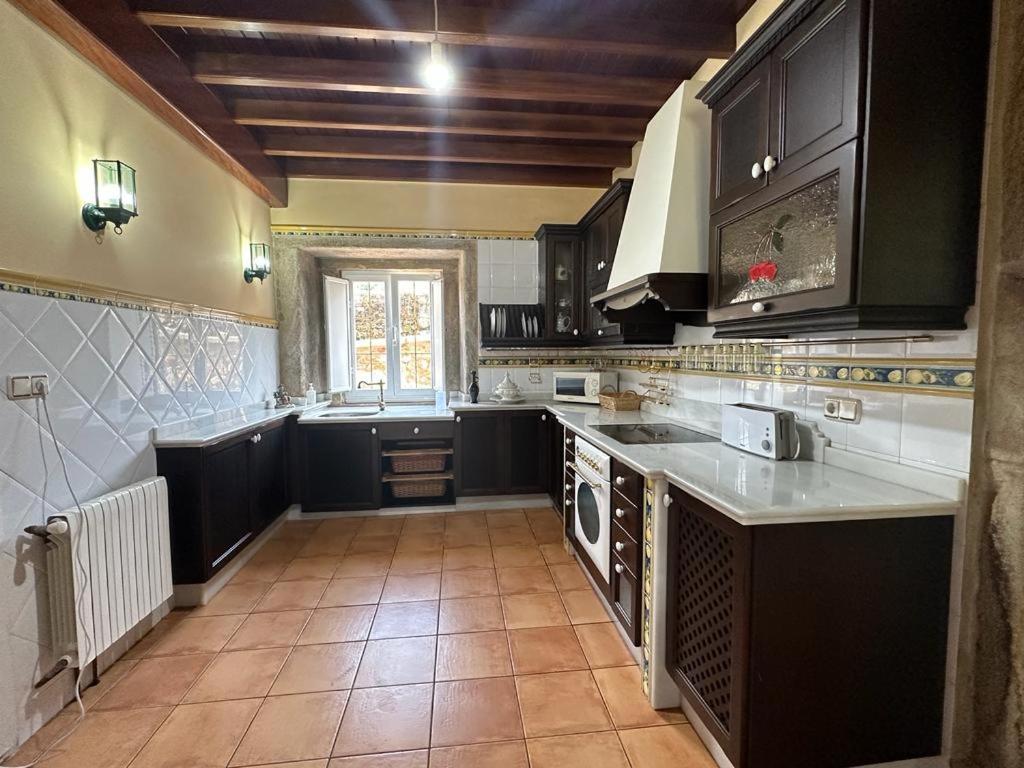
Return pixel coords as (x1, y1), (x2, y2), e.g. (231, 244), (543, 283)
(553, 371), (619, 404)
(568, 436), (612, 585)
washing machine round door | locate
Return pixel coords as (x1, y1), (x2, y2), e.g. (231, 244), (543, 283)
(576, 482), (601, 545)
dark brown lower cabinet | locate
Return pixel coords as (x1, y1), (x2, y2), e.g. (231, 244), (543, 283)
(301, 423), (381, 511)
(156, 419), (290, 585)
(454, 410), (549, 496)
(666, 484), (954, 768)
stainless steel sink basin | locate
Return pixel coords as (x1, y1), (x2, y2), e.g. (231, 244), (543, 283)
(318, 408), (380, 418)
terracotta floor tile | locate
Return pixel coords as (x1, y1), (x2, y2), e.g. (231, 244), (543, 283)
(592, 666), (687, 729)
(280, 556), (343, 581)
(381, 572), (442, 603)
(123, 611), (190, 659)
(256, 580), (330, 612)
(243, 762), (327, 768)
(130, 699), (260, 768)
(428, 741), (528, 768)
(496, 566), (557, 595)
(335, 553), (393, 578)
(529, 523), (565, 545)
(7, 711), (82, 764)
(148, 615), (244, 656)
(298, 606), (376, 645)
(318, 518), (366, 537)
(190, 583), (268, 617)
(270, 642), (364, 695)
(486, 510), (528, 528)
(275, 520), (322, 540)
(491, 545), (546, 568)
(369, 600), (439, 639)
(354, 636), (436, 688)
(560, 589), (611, 624)
(617, 725), (716, 768)
(359, 517), (406, 536)
(388, 549), (443, 573)
(225, 610), (312, 651)
(254, 540), (306, 561)
(328, 751), (428, 768)
(81, 658), (139, 709)
(539, 543), (575, 565)
(395, 533), (444, 553)
(30, 708), (171, 768)
(548, 564), (591, 592)
(230, 691), (350, 766)
(299, 534), (355, 558)
(515, 671), (612, 737)
(435, 631), (512, 681)
(501, 593), (570, 630)
(319, 576), (386, 607)
(442, 529), (485, 549)
(346, 534), (399, 554)
(488, 527), (536, 547)
(183, 648), (290, 702)
(524, 506), (560, 524)
(401, 514), (446, 534)
(431, 677), (524, 747)
(438, 597), (505, 634)
(575, 623), (636, 669)
(442, 546), (493, 570)
(92, 654), (211, 710)
(230, 559), (287, 585)
(508, 626), (588, 675)
(332, 684), (433, 757)
(445, 512), (488, 529)
(440, 568), (498, 599)
(526, 731), (630, 768)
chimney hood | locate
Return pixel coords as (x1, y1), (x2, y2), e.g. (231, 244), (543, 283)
(592, 79), (710, 324)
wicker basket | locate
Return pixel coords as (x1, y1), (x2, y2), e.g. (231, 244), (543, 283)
(389, 477), (448, 498)
(388, 452), (447, 474)
(599, 389), (642, 412)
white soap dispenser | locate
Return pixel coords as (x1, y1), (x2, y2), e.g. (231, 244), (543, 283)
(305, 382), (316, 407)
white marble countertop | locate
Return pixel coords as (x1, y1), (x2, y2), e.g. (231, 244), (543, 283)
(152, 401), (327, 448)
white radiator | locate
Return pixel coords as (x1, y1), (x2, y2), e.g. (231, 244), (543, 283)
(45, 477), (173, 667)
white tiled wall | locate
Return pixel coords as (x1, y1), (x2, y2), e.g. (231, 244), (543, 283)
(476, 239), (540, 305)
(0, 289), (279, 757)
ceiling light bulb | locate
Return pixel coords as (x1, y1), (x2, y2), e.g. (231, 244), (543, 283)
(423, 40), (454, 93)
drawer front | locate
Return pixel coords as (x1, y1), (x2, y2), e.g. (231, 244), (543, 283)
(612, 521), (640, 577)
(611, 553), (641, 646)
(611, 459), (643, 508)
(377, 420), (454, 441)
(612, 495), (642, 540)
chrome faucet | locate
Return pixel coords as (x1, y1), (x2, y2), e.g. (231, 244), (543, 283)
(358, 380), (386, 411)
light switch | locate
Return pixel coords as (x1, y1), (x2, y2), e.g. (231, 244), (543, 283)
(7, 375), (32, 399)
(823, 396), (861, 423)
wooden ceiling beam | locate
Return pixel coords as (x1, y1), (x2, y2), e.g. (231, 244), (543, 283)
(283, 158), (612, 187)
(260, 133), (632, 168)
(233, 99), (648, 143)
(136, 0), (735, 60)
(192, 52), (676, 107)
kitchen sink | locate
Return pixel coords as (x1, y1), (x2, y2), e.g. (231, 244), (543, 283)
(318, 408), (380, 418)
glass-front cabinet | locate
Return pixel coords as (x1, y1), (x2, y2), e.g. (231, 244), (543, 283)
(709, 142), (857, 325)
(536, 224), (583, 343)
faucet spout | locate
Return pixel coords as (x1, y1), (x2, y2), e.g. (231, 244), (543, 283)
(357, 380), (386, 411)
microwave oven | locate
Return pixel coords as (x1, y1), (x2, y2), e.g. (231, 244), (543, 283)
(552, 371), (619, 403)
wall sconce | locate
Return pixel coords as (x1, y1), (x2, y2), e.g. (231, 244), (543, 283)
(81, 160), (138, 234)
(245, 243), (271, 283)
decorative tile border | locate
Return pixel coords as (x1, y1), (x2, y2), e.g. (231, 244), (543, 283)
(271, 225), (534, 241)
(0, 268), (277, 329)
(641, 479), (655, 697)
(478, 346), (976, 398)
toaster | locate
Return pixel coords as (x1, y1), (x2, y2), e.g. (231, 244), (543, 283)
(721, 403), (800, 460)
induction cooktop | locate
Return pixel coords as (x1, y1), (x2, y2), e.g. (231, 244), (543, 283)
(594, 423), (719, 445)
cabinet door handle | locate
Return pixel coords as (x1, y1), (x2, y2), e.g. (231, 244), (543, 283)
(615, 508), (625, 519)
(456, 415), (462, 423)
(565, 483), (572, 491)
(566, 438), (572, 445)
(572, 329), (579, 336)
(663, 493), (673, 507)
(413, 426), (420, 435)
(763, 155), (778, 172)
(615, 541), (625, 552)
(614, 563), (624, 574)
(614, 476), (626, 487)
(541, 414), (547, 421)
(597, 329), (604, 336)
(371, 427), (377, 435)
(751, 301), (768, 314)
(751, 161), (763, 179)
(249, 435), (259, 444)
(565, 498), (573, 506)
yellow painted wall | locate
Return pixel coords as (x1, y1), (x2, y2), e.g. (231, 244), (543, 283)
(737, 0), (787, 46)
(271, 178), (603, 234)
(0, 1), (274, 317)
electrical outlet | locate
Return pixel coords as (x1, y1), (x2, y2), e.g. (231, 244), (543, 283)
(823, 396), (861, 423)
(6, 374), (48, 400)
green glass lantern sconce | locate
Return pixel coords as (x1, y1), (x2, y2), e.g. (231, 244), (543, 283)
(245, 243), (272, 283)
(81, 159), (138, 234)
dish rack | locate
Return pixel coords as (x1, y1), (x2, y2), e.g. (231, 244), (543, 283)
(381, 443), (454, 504)
(479, 303), (545, 346)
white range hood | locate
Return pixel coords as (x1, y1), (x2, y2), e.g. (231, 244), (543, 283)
(593, 79), (711, 319)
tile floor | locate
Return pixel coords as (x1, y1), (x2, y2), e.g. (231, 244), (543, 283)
(12, 507), (716, 768)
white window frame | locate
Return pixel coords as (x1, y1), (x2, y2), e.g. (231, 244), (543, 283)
(328, 269), (444, 402)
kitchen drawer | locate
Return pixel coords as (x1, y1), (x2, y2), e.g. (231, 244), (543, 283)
(612, 496), (642, 540)
(612, 459), (643, 509)
(611, 552), (641, 646)
(378, 420), (454, 441)
(612, 521), (640, 577)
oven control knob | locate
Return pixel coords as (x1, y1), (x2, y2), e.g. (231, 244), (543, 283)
(761, 439), (772, 452)
(565, 499), (573, 506)
(615, 542), (625, 552)
(615, 508), (625, 519)
(614, 563), (624, 574)
(614, 476), (625, 487)
(565, 483), (572, 491)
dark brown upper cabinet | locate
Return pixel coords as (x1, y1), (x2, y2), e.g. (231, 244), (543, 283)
(699, 0), (990, 337)
(536, 224), (585, 345)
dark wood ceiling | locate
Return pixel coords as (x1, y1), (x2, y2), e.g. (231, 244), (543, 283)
(48, 0), (755, 204)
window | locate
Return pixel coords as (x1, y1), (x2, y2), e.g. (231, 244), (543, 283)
(325, 271), (444, 400)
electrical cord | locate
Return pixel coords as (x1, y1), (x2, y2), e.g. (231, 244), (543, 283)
(1, 386), (96, 768)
